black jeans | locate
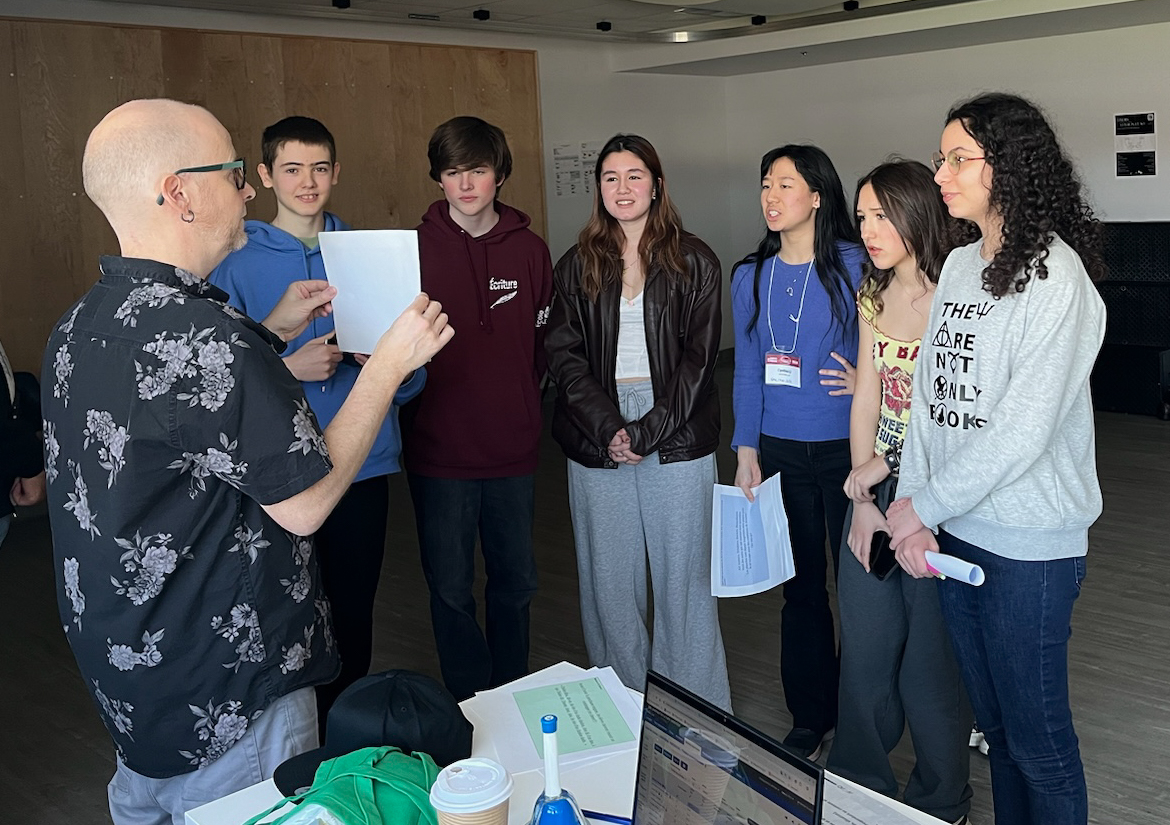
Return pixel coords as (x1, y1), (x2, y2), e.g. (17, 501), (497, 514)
(759, 435), (851, 735)
(408, 472), (538, 701)
(313, 474), (390, 733)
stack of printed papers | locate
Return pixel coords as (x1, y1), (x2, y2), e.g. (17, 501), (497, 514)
(464, 661), (643, 775)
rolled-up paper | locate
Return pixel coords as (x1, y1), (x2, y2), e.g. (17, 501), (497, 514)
(924, 551), (985, 586)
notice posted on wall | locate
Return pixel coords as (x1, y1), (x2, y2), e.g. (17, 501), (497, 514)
(553, 141), (604, 197)
(1115, 112), (1156, 177)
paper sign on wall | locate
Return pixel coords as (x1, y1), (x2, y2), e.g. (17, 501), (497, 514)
(1115, 113), (1156, 177)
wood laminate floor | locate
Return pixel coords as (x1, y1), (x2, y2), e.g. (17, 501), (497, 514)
(2, 363), (1167, 823)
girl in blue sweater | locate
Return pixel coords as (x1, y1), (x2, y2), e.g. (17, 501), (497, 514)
(731, 144), (865, 760)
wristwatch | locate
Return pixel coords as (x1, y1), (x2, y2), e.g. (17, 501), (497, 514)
(883, 444), (901, 476)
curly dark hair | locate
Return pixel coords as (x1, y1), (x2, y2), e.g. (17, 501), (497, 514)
(946, 93), (1106, 297)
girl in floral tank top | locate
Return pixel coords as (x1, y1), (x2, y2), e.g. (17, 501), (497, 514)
(858, 293), (920, 459)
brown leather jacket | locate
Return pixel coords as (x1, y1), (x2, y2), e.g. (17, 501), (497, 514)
(545, 233), (722, 469)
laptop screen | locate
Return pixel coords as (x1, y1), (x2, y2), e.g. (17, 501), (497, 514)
(633, 671), (823, 825)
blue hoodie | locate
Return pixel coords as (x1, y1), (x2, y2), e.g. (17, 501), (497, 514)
(210, 213), (424, 480)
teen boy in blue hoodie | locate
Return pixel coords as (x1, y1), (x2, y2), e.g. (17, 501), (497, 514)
(210, 117), (424, 728)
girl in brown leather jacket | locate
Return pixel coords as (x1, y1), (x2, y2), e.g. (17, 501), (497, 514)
(545, 134), (731, 710)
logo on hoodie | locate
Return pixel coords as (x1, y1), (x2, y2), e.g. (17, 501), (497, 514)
(489, 277), (518, 309)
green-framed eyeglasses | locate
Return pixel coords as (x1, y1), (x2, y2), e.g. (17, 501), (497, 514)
(156, 159), (247, 205)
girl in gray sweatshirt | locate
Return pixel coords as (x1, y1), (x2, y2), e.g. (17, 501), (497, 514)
(888, 93), (1107, 825)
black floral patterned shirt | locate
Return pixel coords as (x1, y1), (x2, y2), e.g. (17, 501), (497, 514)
(42, 256), (339, 778)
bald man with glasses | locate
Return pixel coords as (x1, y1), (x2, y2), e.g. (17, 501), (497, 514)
(41, 99), (453, 825)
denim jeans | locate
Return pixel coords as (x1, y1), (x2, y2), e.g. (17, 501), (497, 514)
(408, 473), (538, 701)
(759, 435), (851, 735)
(936, 531), (1088, 825)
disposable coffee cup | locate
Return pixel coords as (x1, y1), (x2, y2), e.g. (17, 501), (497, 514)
(429, 757), (514, 825)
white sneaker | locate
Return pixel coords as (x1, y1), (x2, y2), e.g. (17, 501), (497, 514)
(969, 725), (989, 755)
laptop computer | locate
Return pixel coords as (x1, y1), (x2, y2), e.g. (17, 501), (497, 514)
(631, 670), (823, 825)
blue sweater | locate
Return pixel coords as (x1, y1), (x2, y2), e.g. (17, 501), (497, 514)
(731, 242), (865, 446)
(209, 214), (424, 480)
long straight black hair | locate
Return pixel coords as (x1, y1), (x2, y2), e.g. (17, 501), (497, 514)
(737, 144), (859, 337)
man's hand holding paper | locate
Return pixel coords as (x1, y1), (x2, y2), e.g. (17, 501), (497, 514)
(263, 279), (337, 342)
(368, 293), (454, 382)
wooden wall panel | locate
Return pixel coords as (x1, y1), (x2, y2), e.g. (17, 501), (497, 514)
(0, 18), (545, 374)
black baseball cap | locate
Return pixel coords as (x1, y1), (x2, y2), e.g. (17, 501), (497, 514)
(274, 670), (474, 796)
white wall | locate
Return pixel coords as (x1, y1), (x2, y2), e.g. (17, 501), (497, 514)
(722, 22), (1170, 260)
(12, 1), (1170, 344)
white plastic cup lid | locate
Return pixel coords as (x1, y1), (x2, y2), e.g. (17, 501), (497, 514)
(430, 758), (514, 813)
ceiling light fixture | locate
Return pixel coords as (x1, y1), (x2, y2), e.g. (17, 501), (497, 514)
(332, 0), (349, 8)
(597, 20), (613, 31)
(473, 8), (490, 20)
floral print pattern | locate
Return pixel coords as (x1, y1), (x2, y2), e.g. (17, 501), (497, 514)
(230, 522), (271, 564)
(58, 301), (84, 335)
(43, 420), (60, 484)
(53, 343), (73, 406)
(280, 625), (314, 674)
(135, 325), (250, 412)
(107, 629), (164, 671)
(168, 433), (248, 498)
(179, 698), (260, 769)
(315, 598), (336, 655)
(115, 282), (185, 327)
(111, 531), (191, 605)
(93, 680), (135, 740)
(83, 409), (130, 489)
(64, 459), (99, 538)
(211, 604), (266, 673)
(280, 535), (313, 603)
(63, 557), (85, 631)
(288, 398), (329, 458)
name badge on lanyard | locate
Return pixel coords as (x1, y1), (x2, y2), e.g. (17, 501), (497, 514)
(765, 352), (801, 387)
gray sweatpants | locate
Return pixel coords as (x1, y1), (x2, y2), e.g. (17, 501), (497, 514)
(566, 380), (731, 711)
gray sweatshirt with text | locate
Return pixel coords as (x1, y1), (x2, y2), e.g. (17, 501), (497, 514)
(898, 236), (1106, 561)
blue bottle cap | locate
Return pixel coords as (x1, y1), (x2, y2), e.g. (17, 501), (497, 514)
(541, 714), (558, 733)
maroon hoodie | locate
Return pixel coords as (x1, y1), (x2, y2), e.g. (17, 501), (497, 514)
(402, 200), (553, 478)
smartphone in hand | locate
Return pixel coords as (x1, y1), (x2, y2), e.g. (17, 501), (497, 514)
(870, 530), (897, 581)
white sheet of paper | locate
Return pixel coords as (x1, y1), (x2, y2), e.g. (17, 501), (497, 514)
(317, 230), (421, 354)
(466, 665), (641, 775)
(823, 774), (943, 824)
(710, 474), (794, 597)
(925, 551), (986, 586)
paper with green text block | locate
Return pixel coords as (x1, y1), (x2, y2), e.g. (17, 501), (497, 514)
(513, 677), (636, 757)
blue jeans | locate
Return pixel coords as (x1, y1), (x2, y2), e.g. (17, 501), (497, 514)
(936, 531), (1087, 825)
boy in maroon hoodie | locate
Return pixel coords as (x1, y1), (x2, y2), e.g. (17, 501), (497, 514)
(403, 116), (553, 700)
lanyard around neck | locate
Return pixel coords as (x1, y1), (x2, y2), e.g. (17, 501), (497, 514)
(766, 255), (814, 354)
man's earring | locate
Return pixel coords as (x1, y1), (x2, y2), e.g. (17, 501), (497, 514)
(182, 210), (195, 224)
